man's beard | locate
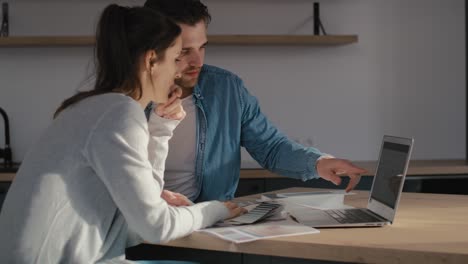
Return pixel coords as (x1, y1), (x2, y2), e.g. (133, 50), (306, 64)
(174, 76), (198, 98)
(175, 76), (197, 90)
(174, 66), (201, 97)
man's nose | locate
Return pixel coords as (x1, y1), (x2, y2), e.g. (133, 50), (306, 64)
(189, 52), (203, 67)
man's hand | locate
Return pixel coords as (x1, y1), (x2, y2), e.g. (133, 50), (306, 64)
(161, 190), (193, 207)
(316, 158), (367, 192)
(155, 87), (186, 120)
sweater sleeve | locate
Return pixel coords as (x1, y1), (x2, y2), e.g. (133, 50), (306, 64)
(83, 101), (228, 243)
(147, 111), (176, 186)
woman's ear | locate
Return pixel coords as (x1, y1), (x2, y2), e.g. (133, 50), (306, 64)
(145, 50), (158, 74)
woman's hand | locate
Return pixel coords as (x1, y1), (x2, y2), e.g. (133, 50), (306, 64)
(223, 201), (247, 219)
(161, 190), (193, 207)
(155, 87), (186, 120)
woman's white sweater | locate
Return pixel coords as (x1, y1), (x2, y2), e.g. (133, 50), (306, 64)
(0, 94), (228, 263)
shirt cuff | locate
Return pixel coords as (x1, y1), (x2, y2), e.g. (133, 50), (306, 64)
(317, 154), (335, 160)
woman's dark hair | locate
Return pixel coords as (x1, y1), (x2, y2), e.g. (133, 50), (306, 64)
(144, 0), (211, 25)
(54, 5), (181, 118)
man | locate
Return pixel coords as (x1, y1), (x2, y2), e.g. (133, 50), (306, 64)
(144, 0), (366, 202)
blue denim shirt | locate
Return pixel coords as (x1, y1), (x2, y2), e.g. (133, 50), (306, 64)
(148, 64), (324, 202)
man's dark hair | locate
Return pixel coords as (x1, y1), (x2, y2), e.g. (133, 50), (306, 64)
(144, 0), (211, 25)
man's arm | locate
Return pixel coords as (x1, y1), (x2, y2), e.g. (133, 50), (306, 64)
(238, 79), (323, 181)
(238, 79), (366, 190)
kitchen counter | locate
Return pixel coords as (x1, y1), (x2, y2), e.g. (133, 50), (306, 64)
(0, 173), (14, 182)
(0, 162), (20, 182)
(0, 162), (20, 173)
(240, 159), (468, 179)
(2, 160), (468, 183)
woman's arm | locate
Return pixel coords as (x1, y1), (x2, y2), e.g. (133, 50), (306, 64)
(83, 101), (228, 243)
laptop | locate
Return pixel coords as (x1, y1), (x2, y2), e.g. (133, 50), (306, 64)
(289, 135), (414, 228)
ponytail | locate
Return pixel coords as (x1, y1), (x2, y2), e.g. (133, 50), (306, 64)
(54, 5), (181, 118)
(95, 4), (140, 98)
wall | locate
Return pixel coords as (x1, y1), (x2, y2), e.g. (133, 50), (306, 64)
(0, 0), (465, 168)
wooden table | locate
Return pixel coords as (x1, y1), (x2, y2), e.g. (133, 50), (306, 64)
(155, 188), (468, 264)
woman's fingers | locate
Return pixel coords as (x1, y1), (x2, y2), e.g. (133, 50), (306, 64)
(223, 202), (247, 219)
(169, 86), (183, 98)
(155, 97), (186, 120)
(161, 98), (182, 114)
(164, 107), (186, 120)
(161, 190), (192, 206)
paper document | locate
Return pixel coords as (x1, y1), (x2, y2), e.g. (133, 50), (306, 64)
(200, 219), (319, 243)
(278, 190), (349, 198)
(261, 190), (354, 210)
(261, 190), (350, 199)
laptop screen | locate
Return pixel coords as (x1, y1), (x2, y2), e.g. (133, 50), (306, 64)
(370, 141), (410, 209)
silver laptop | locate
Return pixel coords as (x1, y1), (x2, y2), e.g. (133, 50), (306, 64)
(290, 135), (414, 228)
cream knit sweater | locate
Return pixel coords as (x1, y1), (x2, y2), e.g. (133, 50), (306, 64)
(0, 94), (228, 263)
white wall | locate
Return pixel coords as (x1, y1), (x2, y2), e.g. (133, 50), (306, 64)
(0, 0), (465, 168)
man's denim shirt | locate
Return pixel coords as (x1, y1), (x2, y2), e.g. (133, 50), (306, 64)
(149, 64), (324, 202)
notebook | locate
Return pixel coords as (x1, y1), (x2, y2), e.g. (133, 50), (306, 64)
(289, 135), (414, 228)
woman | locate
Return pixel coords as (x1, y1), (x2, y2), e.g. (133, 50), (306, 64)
(0, 4), (243, 263)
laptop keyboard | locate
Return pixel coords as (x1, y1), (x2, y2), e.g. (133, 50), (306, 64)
(325, 209), (384, 224)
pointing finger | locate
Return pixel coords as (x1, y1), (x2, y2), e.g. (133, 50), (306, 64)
(346, 174), (361, 192)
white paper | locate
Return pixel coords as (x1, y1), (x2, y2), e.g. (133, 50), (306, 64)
(200, 219), (319, 243)
(262, 191), (354, 210)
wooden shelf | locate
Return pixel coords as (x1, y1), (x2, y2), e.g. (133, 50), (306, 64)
(0, 35), (358, 47)
(0, 36), (94, 46)
(208, 35), (358, 45)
